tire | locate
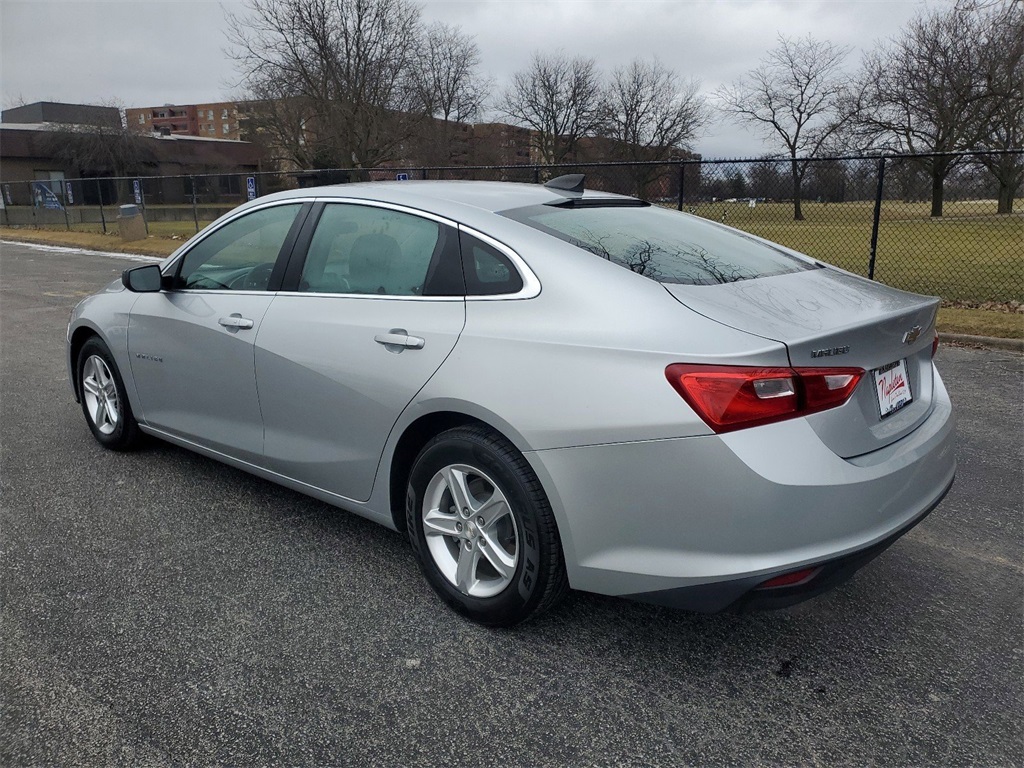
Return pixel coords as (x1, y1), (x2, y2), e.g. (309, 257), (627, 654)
(406, 424), (569, 627)
(77, 337), (141, 451)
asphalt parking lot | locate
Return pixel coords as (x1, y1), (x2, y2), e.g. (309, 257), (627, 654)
(1, 240), (1021, 766)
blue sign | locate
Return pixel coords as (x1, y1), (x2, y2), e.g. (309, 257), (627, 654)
(396, 172), (409, 181)
(32, 182), (64, 210)
(3, 185), (12, 205)
(65, 181), (74, 205)
(133, 179), (142, 205)
(246, 176), (257, 201)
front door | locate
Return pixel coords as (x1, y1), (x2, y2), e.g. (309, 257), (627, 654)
(128, 202), (305, 461)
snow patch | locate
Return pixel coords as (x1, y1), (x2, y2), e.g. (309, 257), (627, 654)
(1, 239), (166, 263)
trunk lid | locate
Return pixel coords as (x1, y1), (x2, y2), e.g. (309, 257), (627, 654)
(663, 266), (939, 457)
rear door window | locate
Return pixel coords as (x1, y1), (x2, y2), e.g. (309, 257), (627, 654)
(299, 203), (461, 296)
(502, 203), (816, 285)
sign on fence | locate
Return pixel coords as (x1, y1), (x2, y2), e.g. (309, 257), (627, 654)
(396, 173), (409, 181)
(246, 176), (257, 201)
(133, 179), (142, 205)
(2, 185), (11, 206)
(65, 181), (74, 206)
(32, 182), (64, 210)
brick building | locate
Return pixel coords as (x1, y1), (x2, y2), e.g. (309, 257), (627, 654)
(126, 102), (243, 140)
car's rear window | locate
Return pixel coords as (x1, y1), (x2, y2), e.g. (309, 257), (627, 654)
(501, 203), (816, 285)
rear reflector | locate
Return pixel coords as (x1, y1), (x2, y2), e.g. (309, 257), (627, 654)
(756, 567), (821, 590)
(665, 364), (864, 433)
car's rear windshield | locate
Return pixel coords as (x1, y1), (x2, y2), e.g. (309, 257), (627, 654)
(501, 203), (816, 285)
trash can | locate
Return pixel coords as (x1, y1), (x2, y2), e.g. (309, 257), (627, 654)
(117, 204), (147, 242)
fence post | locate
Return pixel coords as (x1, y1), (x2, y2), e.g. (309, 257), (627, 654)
(677, 163), (685, 211)
(421, 168), (428, 180)
(190, 176), (199, 233)
(62, 186), (71, 231)
(138, 178), (150, 235)
(867, 157), (886, 280)
(96, 179), (107, 234)
(533, 166), (540, 184)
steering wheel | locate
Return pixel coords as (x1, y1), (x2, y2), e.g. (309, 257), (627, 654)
(243, 263), (275, 291)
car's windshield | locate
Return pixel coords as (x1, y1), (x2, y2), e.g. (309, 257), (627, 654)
(501, 203), (817, 285)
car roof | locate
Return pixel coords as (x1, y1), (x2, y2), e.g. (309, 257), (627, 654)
(263, 179), (637, 218)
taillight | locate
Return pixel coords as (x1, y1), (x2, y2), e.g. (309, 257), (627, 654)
(932, 329), (939, 358)
(665, 364), (864, 433)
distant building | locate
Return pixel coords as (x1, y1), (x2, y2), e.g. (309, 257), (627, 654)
(126, 102), (244, 140)
(1, 101), (121, 129)
(470, 123), (540, 167)
(0, 123), (262, 206)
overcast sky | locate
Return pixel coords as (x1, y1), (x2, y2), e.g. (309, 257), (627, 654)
(1, 0), (950, 158)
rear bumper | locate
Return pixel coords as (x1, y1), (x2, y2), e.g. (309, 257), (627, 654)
(628, 473), (952, 612)
(526, 370), (956, 612)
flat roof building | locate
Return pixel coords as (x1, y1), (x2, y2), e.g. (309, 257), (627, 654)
(1, 101), (121, 129)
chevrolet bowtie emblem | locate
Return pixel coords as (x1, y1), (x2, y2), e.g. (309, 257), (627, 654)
(903, 325), (922, 344)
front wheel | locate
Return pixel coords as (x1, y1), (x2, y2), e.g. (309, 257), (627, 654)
(77, 337), (141, 451)
(406, 425), (568, 627)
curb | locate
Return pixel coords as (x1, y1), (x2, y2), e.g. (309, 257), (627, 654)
(940, 332), (1024, 352)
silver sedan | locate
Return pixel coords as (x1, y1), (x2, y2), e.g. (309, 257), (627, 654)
(67, 176), (956, 626)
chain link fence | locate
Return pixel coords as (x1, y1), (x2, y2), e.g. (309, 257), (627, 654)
(2, 151), (1020, 304)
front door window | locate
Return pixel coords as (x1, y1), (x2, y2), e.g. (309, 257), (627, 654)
(176, 203), (301, 291)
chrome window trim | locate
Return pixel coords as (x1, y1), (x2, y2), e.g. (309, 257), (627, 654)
(273, 293), (464, 303)
(313, 196), (460, 228)
(161, 197), (317, 277)
(162, 195), (542, 301)
(161, 289), (285, 298)
(457, 225), (541, 301)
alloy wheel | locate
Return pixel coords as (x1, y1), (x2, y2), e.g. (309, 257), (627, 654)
(81, 354), (120, 435)
(421, 464), (520, 598)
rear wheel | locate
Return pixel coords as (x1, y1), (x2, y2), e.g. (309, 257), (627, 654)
(77, 337), (141, 451)
(406, 425), (568, 626)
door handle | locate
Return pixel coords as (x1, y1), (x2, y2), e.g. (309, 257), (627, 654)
(218, 315), (254, 330)
(374, 330), (425, 350)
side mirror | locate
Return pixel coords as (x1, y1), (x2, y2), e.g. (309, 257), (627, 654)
(122, 264), (163, 293)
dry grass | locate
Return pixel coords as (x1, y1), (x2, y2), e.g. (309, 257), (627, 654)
(684, 199), (1023, 304)
(0, 226), (187, 257)
(937, 307), (1023, 339)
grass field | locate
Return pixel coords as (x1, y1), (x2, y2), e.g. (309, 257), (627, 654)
(682, 200), (1023, 304)
(3, 198), (1021, 339)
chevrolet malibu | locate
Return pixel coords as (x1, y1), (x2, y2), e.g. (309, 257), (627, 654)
(67, 176), (956, 626)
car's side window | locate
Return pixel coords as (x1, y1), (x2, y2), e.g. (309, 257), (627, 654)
(175, 204), (302, 291)
(460, 232), (524, 296)
(299, 204), (442, 296)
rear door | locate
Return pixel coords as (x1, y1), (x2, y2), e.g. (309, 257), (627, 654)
(255, 200), (466, 502)
(128, 201), (307, 461)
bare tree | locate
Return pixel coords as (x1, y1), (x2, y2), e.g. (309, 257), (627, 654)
(416, 23), (489, 124)
(602, 58), (708, 196)
(975, 1), (1024, 214)
(227, 0), (428, 172)
(848, 1), (1006, 216)
(717, 35), (851, 220)
(44, 108), (153, 202)
(411, 23), (492, 165)
(496, 51), (605, 167)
